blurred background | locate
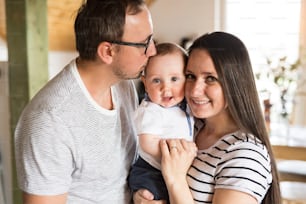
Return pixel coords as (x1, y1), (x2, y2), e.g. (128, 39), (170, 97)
(0, 0), (305, 203)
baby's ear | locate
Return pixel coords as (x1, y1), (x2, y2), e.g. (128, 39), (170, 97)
(140, 75), (145, 84)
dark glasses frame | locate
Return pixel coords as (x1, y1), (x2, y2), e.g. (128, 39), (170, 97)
(110, 34), (153, 55)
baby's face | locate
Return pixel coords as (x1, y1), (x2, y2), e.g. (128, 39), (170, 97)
(142, 53), (186, 108)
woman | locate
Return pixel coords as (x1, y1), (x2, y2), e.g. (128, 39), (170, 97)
(160, 32), (281, 204)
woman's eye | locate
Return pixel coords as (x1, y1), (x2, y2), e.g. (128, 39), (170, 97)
(205, 75), (218, 83)
(185, 74), (195, 80)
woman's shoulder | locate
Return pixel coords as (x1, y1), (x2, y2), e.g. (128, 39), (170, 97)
(213, 131), (272, 203)
(213, 131), (272, 181)
(222, 131), (268, 155)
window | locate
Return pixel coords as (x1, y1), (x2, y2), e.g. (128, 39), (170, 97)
(224, 0), (302, 137)
(225, 0), (301, 70)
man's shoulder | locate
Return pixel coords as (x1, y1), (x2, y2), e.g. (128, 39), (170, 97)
(24, 64), (77, 115)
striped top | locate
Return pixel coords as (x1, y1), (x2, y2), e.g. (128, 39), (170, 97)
(187, 122), (272, 203)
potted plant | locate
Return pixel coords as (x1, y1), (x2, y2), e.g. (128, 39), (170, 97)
(255, 56), (300, 134)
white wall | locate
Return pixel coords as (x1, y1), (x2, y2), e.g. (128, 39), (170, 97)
(0, 38), (8, 61)
(149, 0), (223, 45)
(48, 51), (78, 79)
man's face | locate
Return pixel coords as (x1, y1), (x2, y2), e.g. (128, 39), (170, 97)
(111, 6), (157, 80)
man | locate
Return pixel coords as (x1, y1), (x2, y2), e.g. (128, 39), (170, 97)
(15, 0), (163, 203)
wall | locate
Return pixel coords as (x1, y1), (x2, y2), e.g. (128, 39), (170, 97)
(149, 0), (224, 45)
(48, 51), (78, 79)
(0, 37), (7, 61)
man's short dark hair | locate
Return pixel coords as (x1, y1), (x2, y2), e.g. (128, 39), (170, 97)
(74, 0), (145, 60)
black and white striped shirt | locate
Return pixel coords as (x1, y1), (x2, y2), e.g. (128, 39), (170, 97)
(187, 130), (272, 203)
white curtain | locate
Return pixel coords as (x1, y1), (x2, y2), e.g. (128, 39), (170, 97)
(291, 0), (306, 126)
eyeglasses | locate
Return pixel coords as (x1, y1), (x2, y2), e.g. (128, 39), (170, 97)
(110, 34), (153, 55)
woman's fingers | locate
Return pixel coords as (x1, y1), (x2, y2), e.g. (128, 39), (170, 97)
(165, 139), (197, 156)
(160, 139), (170, 157)
(180, 139), (198, 157)
(160, 139), (197, 187)
(160, 138), (198, 161)
(167, 139), (183, 154)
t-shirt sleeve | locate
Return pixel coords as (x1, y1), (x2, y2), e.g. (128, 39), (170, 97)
(15, 110), (74, 195)
(214, 142), (272, 203)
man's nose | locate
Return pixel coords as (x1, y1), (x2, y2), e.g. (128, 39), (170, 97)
(146, 41), (157, 57)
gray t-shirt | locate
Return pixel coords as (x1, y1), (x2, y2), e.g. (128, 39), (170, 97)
(15, 59), (138, 204)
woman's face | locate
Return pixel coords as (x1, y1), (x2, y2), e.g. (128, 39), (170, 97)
(185, 49), (226, 119)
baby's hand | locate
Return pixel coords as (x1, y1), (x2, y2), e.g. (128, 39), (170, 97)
(133, 189), (167, 204)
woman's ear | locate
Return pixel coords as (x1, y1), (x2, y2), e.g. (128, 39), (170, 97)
(97, 42), (114, 64)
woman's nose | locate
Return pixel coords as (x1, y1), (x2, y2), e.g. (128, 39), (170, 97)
(190, 82), (205, 96)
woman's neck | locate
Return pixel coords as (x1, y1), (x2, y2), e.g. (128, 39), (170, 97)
(196, 113), (238, 150)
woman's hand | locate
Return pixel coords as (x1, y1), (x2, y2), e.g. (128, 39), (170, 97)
(134, 139), (197, 204)
(159, 139), (197, 204)
(160, 139), (197, 186)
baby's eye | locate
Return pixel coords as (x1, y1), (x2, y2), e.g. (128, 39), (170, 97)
(171, 76), (179, 82)
(205, 75), (218, 84)
(152, 78), (161, 83)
